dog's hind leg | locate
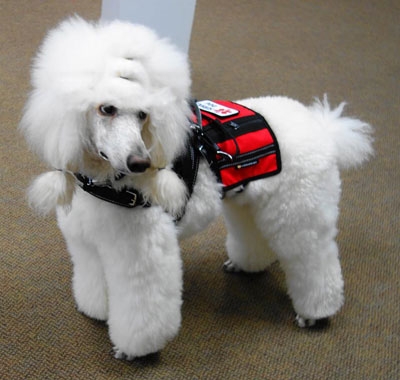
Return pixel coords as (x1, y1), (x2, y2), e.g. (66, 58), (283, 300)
(253, 170), (345, 324)
(277, 235), (344, 324)
(222, 198), (276, 273)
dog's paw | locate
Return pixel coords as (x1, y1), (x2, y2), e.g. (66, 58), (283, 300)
(223, 259), (242, 273)
(28, 170), (75, 215)
(112, 347), (136, 361)
(295, 315), (331, 329)
(295, 315), (317, 328)
(112, 347), (161, 363)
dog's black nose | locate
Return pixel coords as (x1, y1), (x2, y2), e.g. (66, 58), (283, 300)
(127, 155), (151, 173)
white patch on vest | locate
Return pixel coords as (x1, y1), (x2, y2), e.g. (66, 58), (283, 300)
(197, 100), (239, 117)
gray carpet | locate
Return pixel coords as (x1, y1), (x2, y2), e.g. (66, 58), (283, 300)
(1, 0), (399, 378)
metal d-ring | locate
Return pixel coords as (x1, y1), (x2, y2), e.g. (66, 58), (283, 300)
(216, 150), (233, 161)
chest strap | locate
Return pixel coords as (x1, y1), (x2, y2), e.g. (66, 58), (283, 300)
(74, 173), (150, 208)
(74, 139), (200, 210)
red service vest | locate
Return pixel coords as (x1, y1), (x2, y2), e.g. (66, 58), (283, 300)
(193, 100), (282, 191)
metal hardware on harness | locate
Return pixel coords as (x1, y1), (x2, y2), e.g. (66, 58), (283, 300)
(190, 100), (234, 163)
(125, 191), (138, 207)
(74, 173), (149, 209)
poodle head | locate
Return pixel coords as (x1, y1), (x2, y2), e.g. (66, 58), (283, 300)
(20, 17), (192, 177)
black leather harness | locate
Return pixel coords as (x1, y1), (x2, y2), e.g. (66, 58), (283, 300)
(74, 135), (200, 210)
(74, 173), (151, 209)
(74, 100), (281, 212)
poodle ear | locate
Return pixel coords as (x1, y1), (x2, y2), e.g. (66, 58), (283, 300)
(138, 31), (192, 166)
(136, 168), (188, 217)
(27, 171), (75, 215)
(146, 90), (192, 166)
(19, 17), (93, 171)
(20, 90), (85, 170)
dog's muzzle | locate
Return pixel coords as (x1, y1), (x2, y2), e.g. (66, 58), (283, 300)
(126, 154), (151, 173)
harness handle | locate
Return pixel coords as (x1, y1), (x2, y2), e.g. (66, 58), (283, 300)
(190, 100), (236, 161)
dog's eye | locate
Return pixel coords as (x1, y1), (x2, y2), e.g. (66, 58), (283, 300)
(99, 105), (117, 116)
(138, 111), (148, 121)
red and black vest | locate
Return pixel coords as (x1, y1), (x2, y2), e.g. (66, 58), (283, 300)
(180, 100), (281, 193)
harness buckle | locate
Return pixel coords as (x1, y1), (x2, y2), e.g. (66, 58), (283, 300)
(126, 190), (138, 207)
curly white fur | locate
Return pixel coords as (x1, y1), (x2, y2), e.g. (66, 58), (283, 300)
(27, 170), (74, 214)
(20, 17), (373, 359)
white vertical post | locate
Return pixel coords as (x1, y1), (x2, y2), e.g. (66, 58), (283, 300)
(101, 0), (196, 54)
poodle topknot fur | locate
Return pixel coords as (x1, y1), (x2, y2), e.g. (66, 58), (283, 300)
(20, 17), (373, 360)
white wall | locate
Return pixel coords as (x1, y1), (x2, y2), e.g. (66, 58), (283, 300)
(101, 0), (196, 53)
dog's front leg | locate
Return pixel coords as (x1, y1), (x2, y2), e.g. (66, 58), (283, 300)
(98, 208), (183, 360)
(57, 207), (109, 321)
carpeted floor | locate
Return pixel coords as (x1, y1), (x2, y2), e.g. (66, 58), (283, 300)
(1, 1), (399, 379)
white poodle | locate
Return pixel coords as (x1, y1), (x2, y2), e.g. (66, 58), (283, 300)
(20, 17), (373, 359)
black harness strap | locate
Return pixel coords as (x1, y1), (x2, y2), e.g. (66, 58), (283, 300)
(171, 135), (200, 198)
(74, 173), (150, 208)
(73, 134), (200, 211)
